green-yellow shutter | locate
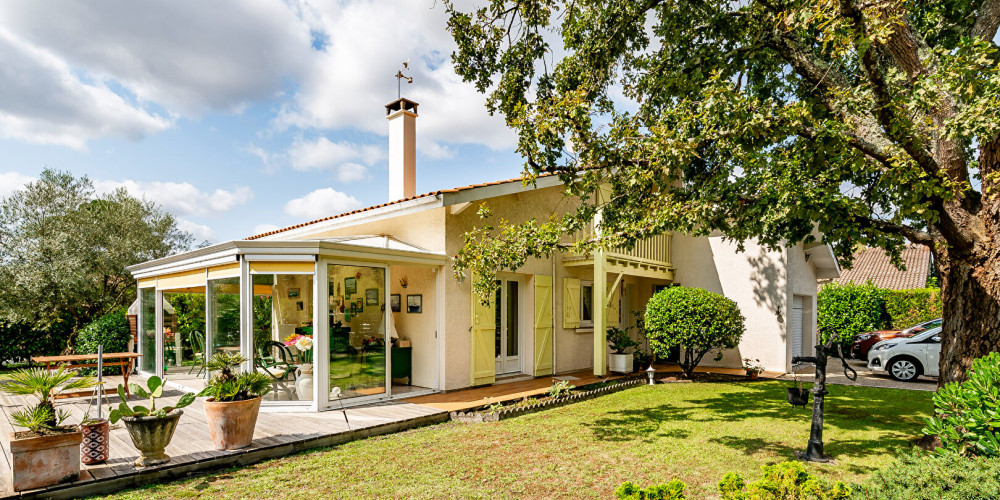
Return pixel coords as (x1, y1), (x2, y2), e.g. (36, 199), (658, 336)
(470, 277), (496, 386)
(533, 275), (553, 376)
(563, 278), (581, 329)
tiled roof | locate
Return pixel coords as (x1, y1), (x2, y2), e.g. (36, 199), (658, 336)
(245, 175), (543, 240)
(835, 245), (932, 290)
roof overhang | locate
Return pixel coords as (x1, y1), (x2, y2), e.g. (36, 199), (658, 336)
(804, 242), (841, 280)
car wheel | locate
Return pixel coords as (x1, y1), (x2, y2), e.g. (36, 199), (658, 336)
(888, 357), (922, 382)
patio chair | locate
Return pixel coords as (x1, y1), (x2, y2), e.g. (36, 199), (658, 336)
(255, 340), (297, 400)
(187, 331), (206, 377)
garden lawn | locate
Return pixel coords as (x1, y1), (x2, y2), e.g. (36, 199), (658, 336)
(102, 381), (932, 499)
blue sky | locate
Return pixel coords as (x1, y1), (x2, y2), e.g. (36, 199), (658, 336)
(0, 1), (524, 243)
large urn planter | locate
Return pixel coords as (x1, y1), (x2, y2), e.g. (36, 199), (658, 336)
(204, 396), (262, 450)
(609, 353), (634, 374)
(9, 430), (83, 491)
(121, 409), (183, 467)
(81, 419), (110, 465)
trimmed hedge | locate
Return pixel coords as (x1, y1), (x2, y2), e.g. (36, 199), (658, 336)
(853, 451), (1000, 499)
(817, 282), (890, 345)
(77, 310), (131, 374)
(884, 288), (942, 330)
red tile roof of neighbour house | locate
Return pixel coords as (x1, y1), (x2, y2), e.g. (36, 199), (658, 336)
(834, 245), (932, 290)
(245, 175), (547, 241)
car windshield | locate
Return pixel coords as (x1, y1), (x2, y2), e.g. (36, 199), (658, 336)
(909, 326), (943, 342)
(902, 318), (943, 335)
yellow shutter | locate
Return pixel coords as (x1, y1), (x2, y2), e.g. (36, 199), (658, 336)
(563, 278), (581, 329)
(533, 275), (553, 376)
(470, 277), (496, 386)
(156, 269), (206, 290)
(248, 261), (314, 274)
(606, 280), (620, 328)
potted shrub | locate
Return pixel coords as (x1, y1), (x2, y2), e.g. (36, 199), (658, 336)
(198, 352), (272, 450)
(1, 366), (96, 491)
(742, 358), (765, 380)
(109, 377), (194, 467)
(607, 326), (640, 373)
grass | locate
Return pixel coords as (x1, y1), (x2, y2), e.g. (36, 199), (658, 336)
(101, 381), (932, 499)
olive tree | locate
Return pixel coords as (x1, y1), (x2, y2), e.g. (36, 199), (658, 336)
(445, 0), (1000, 384)
(645, 287), (746, 378)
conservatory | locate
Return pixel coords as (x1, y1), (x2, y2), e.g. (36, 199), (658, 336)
(126, 236), (447, 411)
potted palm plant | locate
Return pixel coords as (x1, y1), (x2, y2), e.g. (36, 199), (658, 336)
(109, 377), (195, 467)
(1, 366), (96, 491)
(607, 326), (640, 373)
(198, 352), (272, 450)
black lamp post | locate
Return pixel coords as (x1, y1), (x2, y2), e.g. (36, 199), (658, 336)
(790, 330), (857, 462)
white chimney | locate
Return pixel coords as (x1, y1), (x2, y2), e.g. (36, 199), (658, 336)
(386, 98), (418, 201)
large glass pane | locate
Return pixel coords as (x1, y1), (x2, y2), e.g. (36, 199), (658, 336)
(506, 281), (518, 357)
(139, 288), (156, 372)
(327, 264), (385, 400)
(162, 291), (207, 390)
(208, 277), (241, 357)
(253, 273), (315, 402)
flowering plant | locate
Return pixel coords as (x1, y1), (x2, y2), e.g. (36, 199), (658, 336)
(362, 336), (384, 351)
(284, 334), (314, 363)
(742, 358), (764, 374)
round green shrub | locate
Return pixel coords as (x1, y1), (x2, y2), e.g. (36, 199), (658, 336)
(76, 310), (131, 374)
(853, 451), (1000, 499)
(719, 461), (850, 499)
(817, 281), (890, 345)
(923, 352), (1000, 457)
(645, 287), (745, 378)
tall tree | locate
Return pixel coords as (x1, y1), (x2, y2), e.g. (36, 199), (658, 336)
(0, 169), (192, 351)
(445, 0), (1000, 383)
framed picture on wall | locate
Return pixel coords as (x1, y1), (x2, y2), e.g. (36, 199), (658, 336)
(406, 294), (422, 313)
(356, 297), (364, 313)
(350, 302), (357, 314)
(296, 301), (304, 311)
(390, 294), (401, 312)
(365, 288), (379, 306)
(344, 277), (357, 295)
(288, 288), (300, 298)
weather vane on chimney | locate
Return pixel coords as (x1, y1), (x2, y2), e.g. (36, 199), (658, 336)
(394, 60), (413, 99)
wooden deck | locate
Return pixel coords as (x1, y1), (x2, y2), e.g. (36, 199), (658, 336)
(0, 376), (447, 499)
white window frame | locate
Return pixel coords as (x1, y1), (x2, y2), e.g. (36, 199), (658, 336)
(580, 280), (595, 328)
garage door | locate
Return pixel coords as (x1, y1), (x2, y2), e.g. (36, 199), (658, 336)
(791, 295), (804, 359)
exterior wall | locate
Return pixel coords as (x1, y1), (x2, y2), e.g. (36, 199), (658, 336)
(289, 206), (447, 253)
(671, 233), (790, 373)
(388, 265), (438, 388)
(785, 242), (819, 371)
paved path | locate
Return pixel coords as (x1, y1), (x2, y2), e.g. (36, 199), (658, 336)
(777, 359), (938, 391)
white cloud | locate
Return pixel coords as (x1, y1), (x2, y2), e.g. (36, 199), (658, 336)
(0, 171), (35, 199)
(94, 179), (254, 218)
(176, 218), (216, 241)
(251, 224), (281, 236)
(284, 188), (362, 220)
(286, 136), (386, 182)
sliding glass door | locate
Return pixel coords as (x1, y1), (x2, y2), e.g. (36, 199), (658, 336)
(325, 263), (387, 403)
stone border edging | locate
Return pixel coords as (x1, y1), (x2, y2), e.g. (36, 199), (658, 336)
(450, 377), (646, 423)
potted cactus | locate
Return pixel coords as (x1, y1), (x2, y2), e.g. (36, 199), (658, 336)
(198, 353), (272, 450)
(109, 376), (194, 467)
(1, 366), (96, 491)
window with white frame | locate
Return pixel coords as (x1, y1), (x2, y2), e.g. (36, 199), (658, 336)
(580, 281), (594, 327)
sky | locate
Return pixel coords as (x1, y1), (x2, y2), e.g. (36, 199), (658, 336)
(0, 1), (525, 243)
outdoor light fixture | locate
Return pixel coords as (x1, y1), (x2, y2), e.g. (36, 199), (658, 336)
(400, 278), (408, 288)
(646, 364), (656, 385)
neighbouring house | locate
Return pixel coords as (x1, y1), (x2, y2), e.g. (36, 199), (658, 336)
(126, 97), (840, 411)
(833, 245), (932, 290)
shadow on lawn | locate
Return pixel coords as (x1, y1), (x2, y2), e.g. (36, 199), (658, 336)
(587, 405), (694, 443)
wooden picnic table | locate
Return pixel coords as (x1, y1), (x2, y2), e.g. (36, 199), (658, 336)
(31, 352), (141, 396)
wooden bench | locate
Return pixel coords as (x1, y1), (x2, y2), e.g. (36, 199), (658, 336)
(31, 352), (141, 396)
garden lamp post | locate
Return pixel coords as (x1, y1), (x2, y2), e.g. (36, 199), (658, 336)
(790, 330), (857, 462)
(646, 364), (656, 385)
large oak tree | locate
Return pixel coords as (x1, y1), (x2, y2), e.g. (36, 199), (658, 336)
(445, 0), (1000, 383)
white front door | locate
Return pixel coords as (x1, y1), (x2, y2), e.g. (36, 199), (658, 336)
(494, 279), (522, 375)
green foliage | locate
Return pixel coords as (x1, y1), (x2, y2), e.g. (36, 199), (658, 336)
(923, 352), (1000, 457)
(0, 365), (95, 432)
(0, 169), (192, 351)
(718, 461), (850, 500)
(0, 318), (72, 366)
(197, 353), (272, 402)
(607, 325), (640, 354)
(10, 405), (57, 434)
(548, 380), (575, 399)
(645, 287), (745, 378)
(817, 282), (890, 345)
(853, 451), (1000, 500)
(884, 288), (942, 330)
(76, 309), (131, 375)
(616, 480), (686, 500)
(108, 376), (195, 423)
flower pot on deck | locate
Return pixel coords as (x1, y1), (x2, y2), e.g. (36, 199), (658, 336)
(204, 397), (262, 450)
(81, 418), (110, 465)
(9, 430), (82, 491)
(121, 409), (183, 467)
(608, 353), (633, 374)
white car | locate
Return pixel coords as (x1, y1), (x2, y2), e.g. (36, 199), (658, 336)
(867, 326), (941, 382)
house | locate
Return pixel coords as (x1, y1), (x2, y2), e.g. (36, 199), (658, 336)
(833, 245), (932, 290)
(126, 97), (840, 411)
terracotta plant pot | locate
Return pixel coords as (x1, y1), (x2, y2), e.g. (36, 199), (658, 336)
(121, 409), (183, 467)
(81, 419), (110, 465)
(204, 397), (262, 450)
(9, 430), (82, 491)
(746, 371), (760, 380)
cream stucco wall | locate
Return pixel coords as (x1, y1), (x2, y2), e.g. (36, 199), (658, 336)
(388, 265), (438, 388)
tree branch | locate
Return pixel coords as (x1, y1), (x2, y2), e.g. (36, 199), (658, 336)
(971, 0), (1000, 41)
